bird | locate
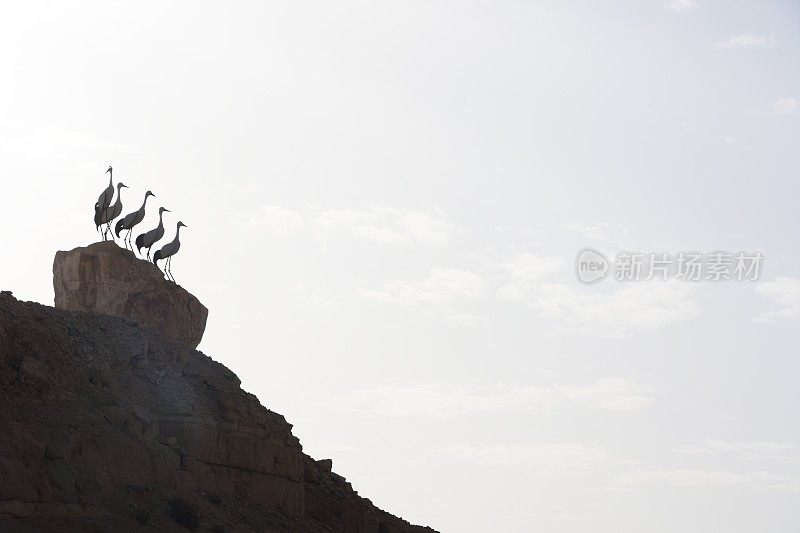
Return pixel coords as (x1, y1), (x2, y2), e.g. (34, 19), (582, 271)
(135, 207), (170, 260)
(98, 182), (128, 241)
(94, 166), (114, 236)
(154, 222), (187, 282)
(115, 191), (155, 251)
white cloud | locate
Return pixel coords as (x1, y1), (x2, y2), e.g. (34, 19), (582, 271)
(664, 0), (698, 13)
(754, 277), (800, 323)
(498, 280), (698, 336)
(558, 378), (654, 412)
(769, 97), (799, 116)
(331, 383), (557, 417)
(249, 205), (458, 247)
(331, 378), (653, 417)
(248, 205), (305, 235)
(359, 268), (484, 322)
(5, 126), (134, 164)
(615, 469), (800, 490)
(676, 440), (800, 463)
(715, 33), (776, 50)
(495, 252), (565, 282)
(561, 222), (631, 248)
(315, 207), (457, 246)
(429, 442), (626, 473)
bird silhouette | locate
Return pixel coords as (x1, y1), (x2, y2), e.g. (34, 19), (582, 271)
(135, 207), (170, 261)
(115, 191), (155, 252)
(94, 166), (114, 237)
(97, 182), (128, 241)
(154, 221), (187, 282)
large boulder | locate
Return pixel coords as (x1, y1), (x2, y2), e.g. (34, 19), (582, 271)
(53, 241), (207, 349)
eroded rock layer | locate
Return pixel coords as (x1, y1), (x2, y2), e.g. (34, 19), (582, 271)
(0, 290), (437, 532)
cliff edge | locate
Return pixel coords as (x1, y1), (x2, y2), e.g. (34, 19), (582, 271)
(0, 243), (437, 532)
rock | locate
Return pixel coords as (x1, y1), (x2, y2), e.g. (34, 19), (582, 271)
(0, 291), (438, 533)
(53, 241), (208, 349)
(19, 357), (48, 381)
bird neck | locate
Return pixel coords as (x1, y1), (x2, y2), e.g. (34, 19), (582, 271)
(141, 195), (151, 209)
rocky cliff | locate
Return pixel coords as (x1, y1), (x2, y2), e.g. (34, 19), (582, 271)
(0, 243), (438, 532)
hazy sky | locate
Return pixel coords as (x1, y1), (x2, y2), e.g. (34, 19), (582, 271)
(1, 1), (799, 532)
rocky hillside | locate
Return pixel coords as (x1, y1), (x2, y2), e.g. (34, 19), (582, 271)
(0, 243), (438, 532)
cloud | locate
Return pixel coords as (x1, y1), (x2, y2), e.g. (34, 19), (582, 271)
(429, 442), (626, 473)
(614, 469), (800, 490)
(675, 440), (800, 463)
(769, 97), (799, 116)
(358, 268), (484, 322)
(495, 252), (565, 282)
(330, 378), (653, 417)
(664, 0), (698, 13)
(558, 378), (654, 412)
(249, 206), (458, 247)
(715, 33), (776, 50)
(331, 383), (557, 417)
(4, 126), (134, 165)
(248, 205), (305, 235)
(497, 280), (698, 336)
(315, 207), (457, 246)
(754, 277), (800, 323)
(560, 222), (631, 248)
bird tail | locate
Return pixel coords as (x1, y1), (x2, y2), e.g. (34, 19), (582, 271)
(114, 219), (125, 238)
(153, 251), (162, 266)
(135, 234), (145, 252)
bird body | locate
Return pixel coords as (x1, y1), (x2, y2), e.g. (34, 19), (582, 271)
(96, 181), (127, 241)
(136, 207), (170, 260)
(94, 166), (114, 235)
(154, 222), (187, 282)
(96, 166), (114, 215)
(115, 191), (155, 250)
(98, 182), (127, 226)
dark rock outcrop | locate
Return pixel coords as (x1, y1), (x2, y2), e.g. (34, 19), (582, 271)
(53, 242), (208, 350)
(0, 284), (436, 531)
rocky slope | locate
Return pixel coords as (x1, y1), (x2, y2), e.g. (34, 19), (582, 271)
(0, 243), (438, 532)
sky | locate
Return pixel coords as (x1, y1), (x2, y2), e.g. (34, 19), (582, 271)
(1, 1), (799, 531)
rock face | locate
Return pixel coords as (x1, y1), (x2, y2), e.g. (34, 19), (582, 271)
(0, 290), (437, 532)
(53, 242), (208, 350)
